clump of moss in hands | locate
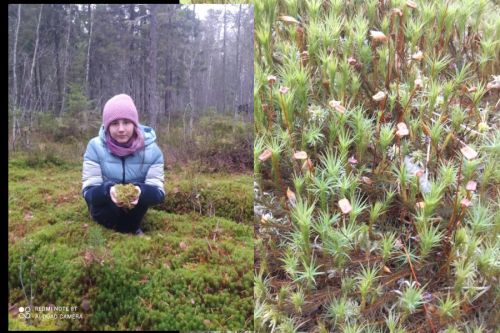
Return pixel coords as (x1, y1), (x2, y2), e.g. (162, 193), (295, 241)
(113, 183), (140, 209)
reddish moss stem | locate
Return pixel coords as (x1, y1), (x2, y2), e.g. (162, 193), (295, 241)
(401, 241), (437, 333)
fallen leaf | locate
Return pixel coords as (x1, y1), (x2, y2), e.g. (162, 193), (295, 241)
(406, 0), (417, 9)
(465, 180), (477, 191)
(286, 187), (296, 205)
(416, 201), (425, 209)
(361, 177), (373, 185)
(293, 151), (308, 160)
(329, 99), (346, 113)
(279, 86), (289, 94)
(396, 122), (409, 137)
(372, 91), (386, 102)
(278, 15), (300, 25)
(259, 149), (272, 162)
(487, 81), (500, 90)
(460, 198), (472, 208)
(460, 145), (478, 160)
(412, 50), (423, 61)
(338, 198), (352, 214)
(302, 158), (314, 172)
(392, 8), (403, 16)
(394, 238), (403, 249)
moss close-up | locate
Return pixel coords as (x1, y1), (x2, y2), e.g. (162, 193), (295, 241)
(254, 0), (499, 331)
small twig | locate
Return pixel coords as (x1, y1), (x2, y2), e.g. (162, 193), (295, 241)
(385, 14), (396, 90)
(212, 220), (219, 242)
(431, 111), (486, 137)
(205, 237), (213, 254)
(425, 136), (431, 174)
(267, 84), (275, 131)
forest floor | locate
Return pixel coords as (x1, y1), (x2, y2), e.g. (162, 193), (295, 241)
(8, 153), (254, 331)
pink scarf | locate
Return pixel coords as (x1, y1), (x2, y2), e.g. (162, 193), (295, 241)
(106, 126), (145, 157)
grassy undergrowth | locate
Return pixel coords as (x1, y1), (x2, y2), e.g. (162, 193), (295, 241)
(254, 0), (499, 332)
(8, 155), (253, 331)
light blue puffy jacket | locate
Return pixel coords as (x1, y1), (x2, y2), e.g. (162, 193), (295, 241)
(82, 124), (165, 203)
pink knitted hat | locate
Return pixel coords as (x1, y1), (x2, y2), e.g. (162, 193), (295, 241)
(102, 94), (139, 129)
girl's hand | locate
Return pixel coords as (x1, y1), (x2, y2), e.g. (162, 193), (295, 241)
(110, 185), (125, 207)
(130, 186), (141, 207)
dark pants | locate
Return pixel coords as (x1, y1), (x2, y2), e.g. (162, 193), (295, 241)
(87, 200), (149, 233)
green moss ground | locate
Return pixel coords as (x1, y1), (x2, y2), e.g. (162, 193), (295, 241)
(161, 170), (253, 224)
(8, 156), (253, 331)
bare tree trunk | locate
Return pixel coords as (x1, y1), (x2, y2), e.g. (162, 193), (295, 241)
(148, 4), (159, 128)
(204, 54), (213, 111)
(127, 4), (136, 99)
(233, 4), (242, 123)
(23, 4), (43, 148)
(166, 87), (171, 134)
(222, 6), (227, 114)
(28, 4), (43, 104)
(11, 4), (22, 151)
(59, 4), (72, 116)
(85, 4), (93, 97)
(141, 48), (146, 120)
(187, 5), (197, 137)
(163, 11), (171, 129)
(54, 25), (61, 115)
